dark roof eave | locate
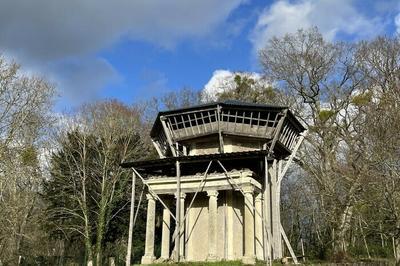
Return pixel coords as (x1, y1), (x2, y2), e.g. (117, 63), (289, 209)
(150, 100), (290, 137)
(120, 150), (274, 170)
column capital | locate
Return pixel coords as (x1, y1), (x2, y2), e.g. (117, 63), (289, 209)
(255, 193), (263, 202)
(146, 193), (156, 201)
(206, 190), (219, 198)
(242, 186), (254, 195)
(174, 192), (186, 199)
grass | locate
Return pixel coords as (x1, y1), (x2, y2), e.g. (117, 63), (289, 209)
(134, 260), (290, 266)
(133, 258), (396, 266)
(139, 260), (295, 266)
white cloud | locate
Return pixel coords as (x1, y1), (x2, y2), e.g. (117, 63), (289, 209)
(202, 69), (267, 101)
(203, 70), (235, 101)
(250, 0), (386, 52)
(0, 0), (244, 61)
(0, 0), (245, 104)
(395, 13), (400, 35)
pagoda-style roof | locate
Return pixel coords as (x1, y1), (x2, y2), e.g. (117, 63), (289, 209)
(150, 100), (304, 137)
(149, 100), (306, 159)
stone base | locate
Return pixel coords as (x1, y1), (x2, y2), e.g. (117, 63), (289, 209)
(155, 257), (169, 263)
(141, 255), (156, 264)
(206, 254), (219, 262)
(242, 255), (256, 265)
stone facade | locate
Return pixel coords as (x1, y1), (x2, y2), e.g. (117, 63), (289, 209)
(141, 170), (265, 264)
(126, 102), (307, 265)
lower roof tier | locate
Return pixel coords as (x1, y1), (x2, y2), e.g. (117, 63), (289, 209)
(120, 150), (279, 177)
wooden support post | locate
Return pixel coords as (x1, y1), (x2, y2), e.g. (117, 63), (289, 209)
(187, 114), (195, 135)
(217, 159), (273, 265)
(280, 224), (298, 264)
(160, 116), (177, 157)
(126, 171), (136, 266)
(183, 161), (212, 220)
(151, 139), (165, 158)
(268, 110), (287, 155)
(263, 155), (272, 265)
(278, 131), (307, 183)
(132, 168), (176, 221)
(183, 145), (187, 156)
(217, 105), (224, 153)
(200, 112), (207, 133)
(175, 160), (181, 261)
(171, 161), (213, 255)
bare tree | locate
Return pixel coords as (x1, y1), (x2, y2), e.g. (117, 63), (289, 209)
(260, 28), (369, 255)
(0, 55), (55, 264)
(355, 36), (400, 262)
(44, 100), (151, 265)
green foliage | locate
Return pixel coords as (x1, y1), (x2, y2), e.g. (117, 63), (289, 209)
(20, 146), (38, 166)
(351, 92), (372, 106)
(216, 74), (278, 104)
(42, 101), (151, 264)
(318, 109), (336, 122)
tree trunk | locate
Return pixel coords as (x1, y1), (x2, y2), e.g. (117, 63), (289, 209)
(85, 232), (93, 266)
(359, 217), (370, 258)
(83, 209), (93, 265)
(95, 201), (107, 266)
(336, 204), (354, 253)
(395, 237), (400, 264)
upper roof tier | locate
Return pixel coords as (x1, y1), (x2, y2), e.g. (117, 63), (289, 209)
(150, 100), (306, 159)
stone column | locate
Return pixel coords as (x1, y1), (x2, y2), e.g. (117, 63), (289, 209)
(160, 199), (171, 260)
(141, 194), (156, 264)
(243, 187), (256, 265)
(255, 193), (264, 260)
(180, 193), (186, 259)
(174, 192), (186, 260)
(226, 190), (234, 260)
(207, 190), (219, 261)
(270, 160), (282, 259)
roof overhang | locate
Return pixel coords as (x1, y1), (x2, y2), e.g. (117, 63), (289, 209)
(149, 100), (306, 138)
(120, 150), (274, 171)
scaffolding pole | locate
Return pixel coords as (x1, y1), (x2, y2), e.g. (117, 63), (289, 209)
(216, 160), (274, 265)
(172, 161), (213, 243)
(175, 160), (181, 262)
(126, 171), (136, 266)
(132, 168), (176, 221)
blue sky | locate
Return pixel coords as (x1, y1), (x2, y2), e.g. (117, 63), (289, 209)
(0, 0), (399, 111)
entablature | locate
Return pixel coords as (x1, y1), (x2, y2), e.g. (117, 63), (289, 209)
(145, 170), (262, 195)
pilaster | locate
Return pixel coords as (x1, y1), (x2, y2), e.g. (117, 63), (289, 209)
(160, 199), (171, 260)
(207, 190), (219, 261)
(242, 187), (256, 265)
(255, 193), (264, 260)
(141, 194), (157, 264)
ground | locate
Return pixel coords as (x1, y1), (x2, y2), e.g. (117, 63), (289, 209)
(133, 258), (395, 266)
